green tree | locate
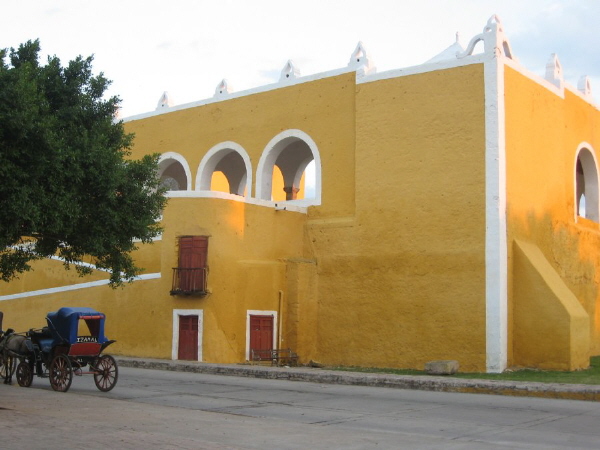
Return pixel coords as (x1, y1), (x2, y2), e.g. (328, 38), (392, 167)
(0, 40), (167, 286)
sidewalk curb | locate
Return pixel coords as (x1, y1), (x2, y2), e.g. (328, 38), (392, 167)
(116, 357), (600, 402)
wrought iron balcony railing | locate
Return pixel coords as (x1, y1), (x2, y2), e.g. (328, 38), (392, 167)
(170, 267), (208, 296)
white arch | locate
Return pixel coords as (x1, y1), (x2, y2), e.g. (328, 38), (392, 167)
(574, 142), (599, 222)
(196, 141), (252, 196)
(158, 152), (192, 191)
(256, 129), (322, 204)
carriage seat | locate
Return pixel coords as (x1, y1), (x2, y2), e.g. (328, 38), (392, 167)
(28, 327), (55, 353)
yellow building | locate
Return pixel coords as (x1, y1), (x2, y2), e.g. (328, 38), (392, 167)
(2, 16), (599, 372)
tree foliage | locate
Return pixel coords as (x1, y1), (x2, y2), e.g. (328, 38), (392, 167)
(0, 40), (167, 286)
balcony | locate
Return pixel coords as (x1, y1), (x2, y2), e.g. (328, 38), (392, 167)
(170, 267), (208, 296)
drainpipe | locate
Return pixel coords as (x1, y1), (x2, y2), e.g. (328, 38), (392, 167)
(278, 290), (284, 349)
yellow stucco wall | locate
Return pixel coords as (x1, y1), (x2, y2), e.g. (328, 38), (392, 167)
(0, 198), (308, 362)
(513, 239), (589, 370)
(0, 65), (490, 371)
(0, 74), (355, 359)
(161, 198), (308, 362)
(505, 64), (600, 367)
(309, 64), (488, 371)
(6, 60), (597, 373)
(0, 258), (109, 297)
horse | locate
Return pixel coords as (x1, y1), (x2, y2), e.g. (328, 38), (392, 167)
(0, 330), (28, 384)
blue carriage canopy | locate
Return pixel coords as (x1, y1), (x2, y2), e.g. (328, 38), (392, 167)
(46, 307), (109, 345)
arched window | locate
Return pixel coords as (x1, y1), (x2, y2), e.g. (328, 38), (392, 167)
(256, 130), (322, 204)
(158, 152), (192, 191)
(196, 142), (252, 196)
(575, 145), (599, 222)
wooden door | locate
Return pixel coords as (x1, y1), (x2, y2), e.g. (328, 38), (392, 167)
(249, 315), (274, 354)
(178, 315), (198, 360)
(179, 236), (208, 292)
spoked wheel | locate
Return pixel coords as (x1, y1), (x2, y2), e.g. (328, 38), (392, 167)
(16, 361), (33, 387)
(49, 354), (73, 392)
(93, 354), (118, 392)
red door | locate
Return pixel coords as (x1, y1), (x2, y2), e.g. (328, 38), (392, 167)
(249, 315), (274, 355)
(179, 236), (208, 292)
(178, 315), (198, 360)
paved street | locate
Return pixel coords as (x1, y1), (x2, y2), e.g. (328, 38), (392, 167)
(2, 366), (600, 449)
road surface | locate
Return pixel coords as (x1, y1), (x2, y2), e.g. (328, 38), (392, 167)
(1, 366), (600, 449)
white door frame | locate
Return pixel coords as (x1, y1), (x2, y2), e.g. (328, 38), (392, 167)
(245, 310), (278, 361)
(172, 309), (203, 361)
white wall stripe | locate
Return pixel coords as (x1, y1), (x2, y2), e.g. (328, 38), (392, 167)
(0, 273), (161, 302)
(484, 55), (508, 373)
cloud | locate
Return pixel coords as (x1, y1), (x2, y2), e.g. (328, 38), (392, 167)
(507, 1), (600, 82)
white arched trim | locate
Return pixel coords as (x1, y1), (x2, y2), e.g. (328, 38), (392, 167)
(574, 142), (599, 222)
(255, 129), (322, 205)
(196, 141), (253, 196)
(158, 152), (193, 191)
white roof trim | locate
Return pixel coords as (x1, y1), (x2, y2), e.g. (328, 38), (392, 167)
(124, 66), (355, 122)
(123, 14), (599, 121)
(359, 52), (490, 85)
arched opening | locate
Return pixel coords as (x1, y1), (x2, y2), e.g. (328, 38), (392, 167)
(575, 146), (599, 222)
(158, 153), (192, 191)
(197, 142), (252, 196)
(256, 130), (322, 204)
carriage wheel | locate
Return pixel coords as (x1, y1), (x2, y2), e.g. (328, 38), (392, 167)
(49, 354), (73, 392)
(16, 361), (33, 387)
(93, 355), (118, 392)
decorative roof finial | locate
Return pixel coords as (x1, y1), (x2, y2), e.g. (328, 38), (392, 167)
(156, 91), (174, 110)
(214, 79), (234, 98)
(348, 41), (376, 77)
(545, 54), (563, 88)
(280, 60), (301, 83)
(578, 75), (592, 98)
(457, 15), (516, 61)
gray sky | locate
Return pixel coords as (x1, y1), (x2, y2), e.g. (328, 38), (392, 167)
(3, 0), (599, 117)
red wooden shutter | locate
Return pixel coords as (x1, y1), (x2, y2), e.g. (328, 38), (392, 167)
(178, 236), (208, 292)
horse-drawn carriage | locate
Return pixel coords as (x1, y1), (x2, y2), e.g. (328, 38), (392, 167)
(0, 307), (118, 393)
